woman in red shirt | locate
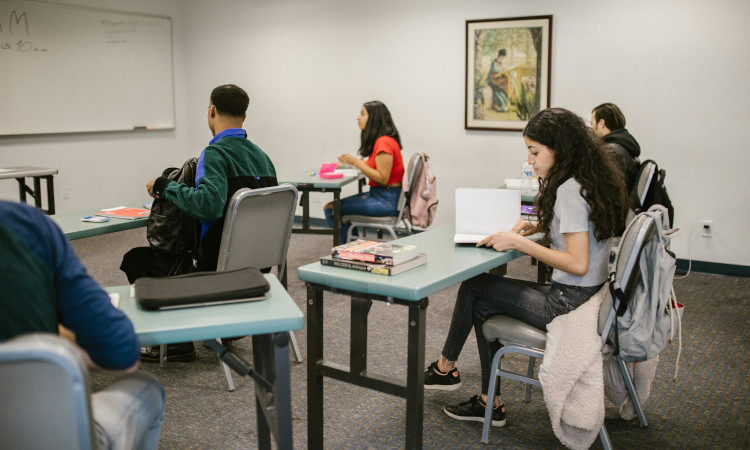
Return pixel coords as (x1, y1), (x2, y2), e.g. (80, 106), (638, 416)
(324, 101), (405, 243)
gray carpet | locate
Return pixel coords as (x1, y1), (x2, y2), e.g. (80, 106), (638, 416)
(76, 228), (750, 449)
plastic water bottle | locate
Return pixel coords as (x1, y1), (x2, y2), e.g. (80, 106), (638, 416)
(521, 160), (534, 194)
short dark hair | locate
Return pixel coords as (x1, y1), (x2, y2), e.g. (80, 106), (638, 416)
(592, 103), (626, 131)
(359, 101), (402, 157)
(210, 84), (249, 118)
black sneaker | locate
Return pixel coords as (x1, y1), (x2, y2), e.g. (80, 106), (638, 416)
(141, 342), (196, 363)
(424, 361), (462, 391)
(443, 395), (506, 427)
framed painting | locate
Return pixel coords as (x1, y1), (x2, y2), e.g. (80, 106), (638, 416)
(465, 16), (552, 131)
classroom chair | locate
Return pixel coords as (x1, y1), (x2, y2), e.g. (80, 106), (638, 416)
(159, 185), (302, 391)
(342, 152), (424, 242)
(479, 212), (659, 446)
(0, 333), (95, 450)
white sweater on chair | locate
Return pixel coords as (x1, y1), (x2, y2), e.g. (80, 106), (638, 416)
(539, 287), (606, 450)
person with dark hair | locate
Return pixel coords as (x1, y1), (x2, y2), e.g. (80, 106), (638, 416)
(121, 84), (278, 362)
(591, 103), (641, 192)
(1, 200), (165, 449)
(324, 100), (405, 243)
(487, 49), (509, 113)
(423, 108), (628, 427)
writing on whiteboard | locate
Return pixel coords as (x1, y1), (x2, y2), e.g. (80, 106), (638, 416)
(0, 9), (28, 35)
(0, 10), (46, 53)
(101, 18), (163, 44)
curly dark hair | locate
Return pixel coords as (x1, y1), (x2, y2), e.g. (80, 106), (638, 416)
(523, 107), (628, 241)
(359, 101), (402, 157)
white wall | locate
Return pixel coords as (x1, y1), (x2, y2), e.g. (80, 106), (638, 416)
(3, 0), (748, 267)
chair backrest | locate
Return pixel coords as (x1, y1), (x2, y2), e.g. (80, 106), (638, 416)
(216, 185), (298, 276)
(393, 153), (425, 223)
(598, 213), (656, 344)
(0, 333), (95, 450)
(625, 161), (656, 225)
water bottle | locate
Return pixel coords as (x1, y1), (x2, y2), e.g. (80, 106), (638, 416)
(521, 160), (534, 194)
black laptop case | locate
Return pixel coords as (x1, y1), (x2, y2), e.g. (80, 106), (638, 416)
(134, 267), (270, 310)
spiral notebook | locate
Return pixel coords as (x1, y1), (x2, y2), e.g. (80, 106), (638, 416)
(453, 188), (521, 244)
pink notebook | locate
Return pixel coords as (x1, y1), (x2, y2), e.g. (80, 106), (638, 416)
(319, 162), (343, 179)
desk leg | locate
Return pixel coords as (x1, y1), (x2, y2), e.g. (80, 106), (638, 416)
(307, 284), (325, 449)
(253, 333), (294, 450)
(301, 190), (311, 231)
(350, 296), (372, 375)
(45, 175), (56, 214)
(16, 178), (27, 204)
(405, 299), (427, 449)
(332, 191), (341, 246)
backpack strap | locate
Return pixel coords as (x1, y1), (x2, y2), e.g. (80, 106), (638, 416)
(608, 271), (627, 356)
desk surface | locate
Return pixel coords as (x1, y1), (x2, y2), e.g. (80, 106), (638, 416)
(280, 168), (363, 189)
(51, 205), (148, 240)
(0, 166), (58, 180)
(106, 275), (304, 347)
(298, 225), (527, 301)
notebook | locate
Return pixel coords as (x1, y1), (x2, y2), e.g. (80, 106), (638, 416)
(453, 188), (521, 243)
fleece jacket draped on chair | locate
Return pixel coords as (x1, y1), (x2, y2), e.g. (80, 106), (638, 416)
(539, 285), (606, 450)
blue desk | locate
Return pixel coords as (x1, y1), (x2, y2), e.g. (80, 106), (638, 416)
(107, 274), (303, 450)
(51, 205), (148, 240)
(280, 169), (365, 246)
(298, 224), (529, 449)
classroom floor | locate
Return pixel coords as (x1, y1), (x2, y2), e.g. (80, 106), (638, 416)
(79, 228), (750, 449)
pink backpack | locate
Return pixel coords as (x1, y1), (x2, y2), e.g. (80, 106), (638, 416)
(404, 153), (438, 228)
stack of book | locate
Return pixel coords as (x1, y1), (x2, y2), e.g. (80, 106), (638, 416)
(321, 239), (427, 276)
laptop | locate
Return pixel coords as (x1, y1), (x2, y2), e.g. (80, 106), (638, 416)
(453, 188), (521, 243)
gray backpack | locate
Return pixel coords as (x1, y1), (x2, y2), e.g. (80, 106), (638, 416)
(608, 205), (682, 363)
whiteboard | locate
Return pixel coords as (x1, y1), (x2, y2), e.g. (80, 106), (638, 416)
(0, 1), (174, 135)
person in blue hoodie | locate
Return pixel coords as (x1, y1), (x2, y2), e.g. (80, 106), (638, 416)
(590, 103), (642, 193)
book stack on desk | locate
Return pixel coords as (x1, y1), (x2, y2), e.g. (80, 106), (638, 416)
(322, 239), (426, 276)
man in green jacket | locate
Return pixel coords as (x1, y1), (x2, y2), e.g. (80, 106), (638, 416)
(121, 84), (278, 362)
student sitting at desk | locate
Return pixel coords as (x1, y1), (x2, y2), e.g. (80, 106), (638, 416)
(423, 108), (628, 427)
(324, 100), (404, 243)
(0, 200), (165, 449)
(121, 84), (278, 362)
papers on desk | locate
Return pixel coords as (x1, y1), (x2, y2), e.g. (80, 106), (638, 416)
(95, 206), (150, 220)
(454, 188), (521, 243)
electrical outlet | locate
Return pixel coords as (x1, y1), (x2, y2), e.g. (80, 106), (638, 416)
(702, 220), (713, 238)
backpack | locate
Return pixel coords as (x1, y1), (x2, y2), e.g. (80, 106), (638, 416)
(404, 152), (438, 228)
(146, 157), (200, 275)
(631, 159), (674, 227)
(608, 205), (682, 365)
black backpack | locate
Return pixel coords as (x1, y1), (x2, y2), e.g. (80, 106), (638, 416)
(630, 159), (674, 227)
(146, 158), (200, 274)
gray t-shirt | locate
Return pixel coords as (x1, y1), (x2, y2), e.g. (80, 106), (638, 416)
(549, 178), (612, 286)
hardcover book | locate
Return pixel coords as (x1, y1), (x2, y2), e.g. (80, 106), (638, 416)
(331, 239), (419, 266)
(320, 253), (426, 276)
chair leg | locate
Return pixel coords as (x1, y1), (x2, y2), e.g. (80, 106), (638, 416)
(599, 424), (613, 450)
(159, 344), (167, 368)
(288, 331), (303, 363)
(524, 356), (535, 402)
(481, 349), (505, 444)
(617, 357), (648, 426)
(215, 338), (236, 392)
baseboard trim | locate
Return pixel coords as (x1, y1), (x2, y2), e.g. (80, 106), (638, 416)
(676, 259), (750, 278)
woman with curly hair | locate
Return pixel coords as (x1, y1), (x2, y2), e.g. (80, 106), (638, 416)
(324, 100), (404, 243)
(423, 107), (628, 427)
